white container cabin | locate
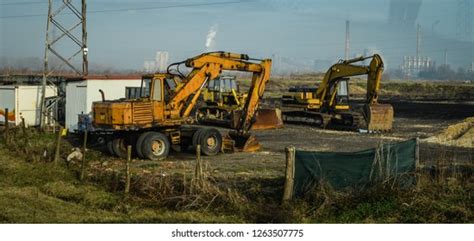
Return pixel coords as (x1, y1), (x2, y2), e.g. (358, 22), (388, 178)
(0, 85), (57, 126)
(65, 75), (142, 132)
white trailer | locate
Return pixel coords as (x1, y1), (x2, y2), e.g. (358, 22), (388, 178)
(0, 85), (57, 126)
(65, 76), (142, 132)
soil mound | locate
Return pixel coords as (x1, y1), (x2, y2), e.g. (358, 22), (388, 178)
(425, 117), (473, 148)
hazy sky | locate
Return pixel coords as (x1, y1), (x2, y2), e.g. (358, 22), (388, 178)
(0, 0), (472, 71)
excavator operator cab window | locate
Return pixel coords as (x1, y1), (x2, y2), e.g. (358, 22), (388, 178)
(152, 78), (162, 101)
(207, 76), (237, 93)
(140, 77), (152, 98)
(164, 78), (176, 102)
(336, 78), (349, 104)
(221, 76), (237, 93)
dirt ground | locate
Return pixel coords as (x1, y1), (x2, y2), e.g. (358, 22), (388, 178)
(132, 99), (473, 181)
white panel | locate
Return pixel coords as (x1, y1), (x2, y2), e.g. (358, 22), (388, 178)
(86, 79), (142, 113)
(65, 79), (141, 132)
(17, 86), (56, 126)
(65, 81), (87, 131)
(0, 86), (55, 126)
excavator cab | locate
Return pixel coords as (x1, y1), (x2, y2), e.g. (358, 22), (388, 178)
(335, 78), (349, 107)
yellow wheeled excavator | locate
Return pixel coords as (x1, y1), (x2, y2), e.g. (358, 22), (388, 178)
(281, 54), (393, 131)
(90, 52), (272, 160)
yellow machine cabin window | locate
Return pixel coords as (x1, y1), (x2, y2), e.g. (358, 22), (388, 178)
(153, 79), (162, 101)
(141, 78), (152, 97)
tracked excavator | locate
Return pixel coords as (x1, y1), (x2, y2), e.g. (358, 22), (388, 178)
(90, 52), (272, 160)
(281, 54), (393, 131)
(196, 75), (283, 130)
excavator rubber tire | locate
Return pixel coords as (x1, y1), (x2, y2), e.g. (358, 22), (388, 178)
(197, 128), (222, 156)
(192, 128), (205, 151)
(112, 137), (128, 159)
(141, 132), (170, 161)
(106, 139), (115, 156)
(136, 132), (154, 159)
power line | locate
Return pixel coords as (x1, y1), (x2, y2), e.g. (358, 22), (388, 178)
(0, 1), (45, 6)
(0, 0), (253, 19)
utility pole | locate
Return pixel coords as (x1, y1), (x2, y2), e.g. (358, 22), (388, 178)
(345, 20), (350, 60)
(40, 0), (52, 129)
(82, 0), (88, 76)
(40, 0), (88, 129)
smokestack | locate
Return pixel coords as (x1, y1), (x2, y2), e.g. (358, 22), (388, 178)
(345, 20), (350, 60)
(416, 24), (421, 60)
(444, 49), (448, 68)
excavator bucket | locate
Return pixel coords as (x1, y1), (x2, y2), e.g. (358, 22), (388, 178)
(251, 108), (284, 130)
(222, 131), (261, 153)
(364, 103), (394, 132)
(230, 108), (284, 130)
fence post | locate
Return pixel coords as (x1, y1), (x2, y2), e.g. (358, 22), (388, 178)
(54, 127), (64, 164)
(4, 108), (9, 145)
(20, 116), (27, 137)
(282, 145), (296, 203)
(195, 144), (202, 182)
(124, 145), (132, 194)
(80, 131), (88, 181)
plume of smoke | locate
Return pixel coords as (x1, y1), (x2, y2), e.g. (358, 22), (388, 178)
(205, 24), (218, 51)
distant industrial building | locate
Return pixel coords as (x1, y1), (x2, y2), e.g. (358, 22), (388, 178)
(401, 56), (436, 77)
(143, 51), (169, 73)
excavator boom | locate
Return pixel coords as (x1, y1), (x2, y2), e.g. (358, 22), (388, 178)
(167, 51), (273, 151)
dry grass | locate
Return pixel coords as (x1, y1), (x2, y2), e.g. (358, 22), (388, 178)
(0, 127), (472, 223)
(425, 117), (474, 148)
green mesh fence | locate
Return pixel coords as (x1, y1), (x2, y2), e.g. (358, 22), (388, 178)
(294, 139), (417, 196)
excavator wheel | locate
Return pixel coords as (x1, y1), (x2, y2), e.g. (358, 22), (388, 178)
(192, 128), (205, 151)
(141, 132), (170, 161)
(106, 139), (115, 156)
(197, 128), (222, 156)
(136, 132), (154, 159)
(112, 137), (128, 159)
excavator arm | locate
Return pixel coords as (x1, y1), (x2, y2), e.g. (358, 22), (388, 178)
(316, 54), (384, 107)
(168, 52), (271, 121)
(167, 51), (273, 151)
